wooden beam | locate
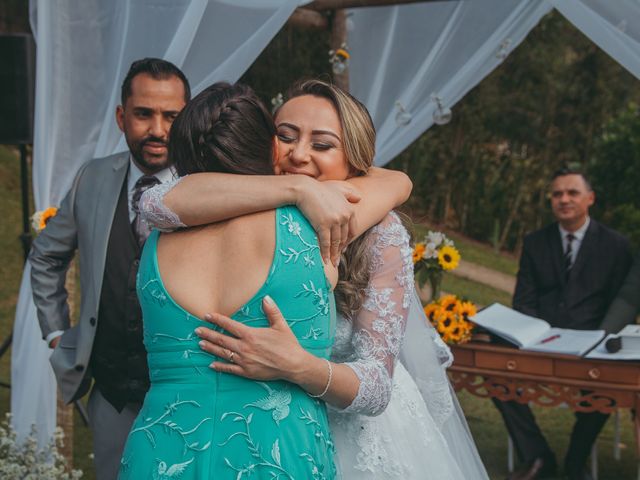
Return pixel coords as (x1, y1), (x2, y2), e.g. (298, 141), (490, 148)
(287, 8), (328, 30)
(305, 0), (443, 11)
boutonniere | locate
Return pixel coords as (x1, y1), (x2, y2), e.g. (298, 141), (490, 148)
(31, 207), (58, 233)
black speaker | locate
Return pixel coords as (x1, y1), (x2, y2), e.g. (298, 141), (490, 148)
(0, 33), (35, 144)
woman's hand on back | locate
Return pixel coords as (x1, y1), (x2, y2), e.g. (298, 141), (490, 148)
(195, 296), (313, 382)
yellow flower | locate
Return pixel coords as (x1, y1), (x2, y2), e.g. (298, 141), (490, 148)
(457, 301), (477, 321)
(413, 243), (426, 264)
(336, 48), (350, 60)
(39, 207), (58, 231)
(436, 311), (456, 335)
(439, 294), (458, 313)
(438, 245), (460, 271)
(447, 324), (464, 343)
(424, 303), (442, 326)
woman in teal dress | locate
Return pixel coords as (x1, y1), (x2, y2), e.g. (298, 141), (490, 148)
(118, 83), (338, 479)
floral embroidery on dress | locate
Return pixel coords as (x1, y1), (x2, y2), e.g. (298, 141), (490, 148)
(130, 395), (212, 454)
(139, 277), (168, 307)
(279, 212), (320, 266)
(219, 411), (295, 479)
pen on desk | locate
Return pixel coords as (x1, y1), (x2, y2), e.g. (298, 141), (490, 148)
(538, 334), (561, 344)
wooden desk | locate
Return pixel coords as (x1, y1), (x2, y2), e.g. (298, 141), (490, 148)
(448, 342), (640, 476)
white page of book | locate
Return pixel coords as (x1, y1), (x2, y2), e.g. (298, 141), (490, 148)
(525, 327), (605, 355)
(586, 333), (640, 360)
(471, 303), (550, 347)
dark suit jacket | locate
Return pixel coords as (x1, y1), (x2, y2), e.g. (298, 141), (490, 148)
(600, 252), (640, 333)
(513, 220), (632, 330)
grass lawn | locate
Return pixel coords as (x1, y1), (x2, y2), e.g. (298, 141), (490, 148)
(443, 272), (512, 307)
(460, 391), (637, 479)
(413, 223), (520, 276)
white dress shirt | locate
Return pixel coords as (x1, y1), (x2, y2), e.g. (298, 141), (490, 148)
(559, 217), (591, 267)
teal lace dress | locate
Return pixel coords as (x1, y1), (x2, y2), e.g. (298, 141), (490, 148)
(118, 206), (337, 480)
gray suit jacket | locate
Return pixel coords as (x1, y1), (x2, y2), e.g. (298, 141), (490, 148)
(29, 152), (130, 403)
(600, 252), (640, 333)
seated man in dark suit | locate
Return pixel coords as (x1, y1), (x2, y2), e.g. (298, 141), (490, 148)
(495, 167), (632, 480)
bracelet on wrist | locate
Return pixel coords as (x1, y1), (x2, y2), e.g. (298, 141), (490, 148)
(308, 359), (332, 399)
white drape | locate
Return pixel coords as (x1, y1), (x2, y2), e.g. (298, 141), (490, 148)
(348, 0), (554, 166)
(349, 0), (640, 168)
(14, 0), (299, 445)
(550, 0), (640, 80)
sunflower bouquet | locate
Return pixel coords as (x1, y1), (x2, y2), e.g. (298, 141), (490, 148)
(424, 294), (476, 344)
(412, 230), (460, 300)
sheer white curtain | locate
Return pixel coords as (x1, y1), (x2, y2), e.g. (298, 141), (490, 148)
(348, 0), (553, 166)
(349, 0), (640, 168)
(550, 0), (640, 80)
(14, 0), (299, 445)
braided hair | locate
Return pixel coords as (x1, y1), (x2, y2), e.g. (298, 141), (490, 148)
(170, 82), (275, 176)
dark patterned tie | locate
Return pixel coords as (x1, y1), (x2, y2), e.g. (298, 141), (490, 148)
(564, 233), (575, 280)
(132, 175), (161, 246)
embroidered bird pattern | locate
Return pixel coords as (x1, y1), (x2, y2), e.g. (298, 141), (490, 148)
(153, 457), (194, 479)
(244, 382), (292, 425)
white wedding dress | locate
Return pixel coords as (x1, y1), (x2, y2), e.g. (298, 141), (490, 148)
(327, 213), (488, 479)
(140, 182), (489, 480)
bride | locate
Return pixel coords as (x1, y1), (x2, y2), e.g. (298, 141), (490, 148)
(141, 79), (488, 479)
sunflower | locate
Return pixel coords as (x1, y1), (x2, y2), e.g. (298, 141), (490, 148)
(457, 301), (477, 321)
(439, 294), (459, 313)
(438, 245), (460, 271)
(436, 311), (456, 335)
(39, 207), (58, 231)
(423, 303), (442, 326)
(446, 324), (464, 343)
(412, 243), (426, 264)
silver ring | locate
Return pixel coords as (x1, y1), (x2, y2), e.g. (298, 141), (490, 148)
(228, 351), (235, 363)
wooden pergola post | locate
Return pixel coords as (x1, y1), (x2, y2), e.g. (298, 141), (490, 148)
(330, 9), (349, 91)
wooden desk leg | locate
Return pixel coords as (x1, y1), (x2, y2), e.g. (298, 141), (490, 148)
(635, 395), (640, 480)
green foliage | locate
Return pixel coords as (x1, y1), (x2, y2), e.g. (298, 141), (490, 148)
(589, 104), (640, 249)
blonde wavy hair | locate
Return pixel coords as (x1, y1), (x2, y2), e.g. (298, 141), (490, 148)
(279, 79), (376, 318)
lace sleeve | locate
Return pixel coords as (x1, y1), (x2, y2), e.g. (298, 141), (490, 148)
(339, 212), (414, 416)
(139, 177), (187, 232)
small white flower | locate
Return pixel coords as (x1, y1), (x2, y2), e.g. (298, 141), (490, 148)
(424, 242), (439, 259)
(303, 254), (315, 267)
(288, 221), (301, 236)
(426, 231), (445, 246)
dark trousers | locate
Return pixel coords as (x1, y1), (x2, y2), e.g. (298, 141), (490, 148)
(492, 398), (609, 475)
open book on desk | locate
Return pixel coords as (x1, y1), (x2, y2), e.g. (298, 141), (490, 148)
(470, 303), (605, 356)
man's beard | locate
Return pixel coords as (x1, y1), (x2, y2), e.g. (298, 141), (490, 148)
(128, 135), (169, 173)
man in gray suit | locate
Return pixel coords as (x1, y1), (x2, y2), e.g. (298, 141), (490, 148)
(29, 58), (190, 480)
